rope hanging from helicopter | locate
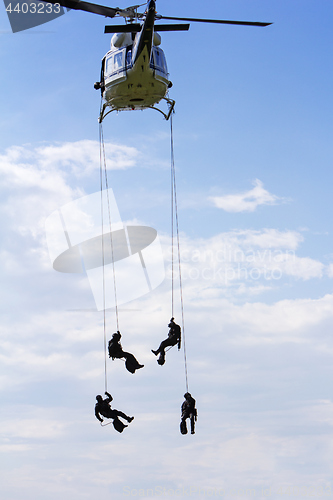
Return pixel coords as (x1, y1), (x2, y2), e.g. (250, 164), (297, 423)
(170, 113), (189, 393)
(99, 115), (120, 395)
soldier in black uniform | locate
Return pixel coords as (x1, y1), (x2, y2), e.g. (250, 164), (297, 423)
(95, 392), (134, 432)
(180, 392), (197, 435)
(108, 331), (144, 374)
(151, 318), (181, 365)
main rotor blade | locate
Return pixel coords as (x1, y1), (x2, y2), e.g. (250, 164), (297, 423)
(156, 15), (272, 27)
(43, 0), (119, 18)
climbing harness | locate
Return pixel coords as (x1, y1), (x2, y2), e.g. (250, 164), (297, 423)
(100, 420), (113, 427)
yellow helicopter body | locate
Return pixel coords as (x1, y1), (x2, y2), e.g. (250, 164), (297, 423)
(102, 36), (170, 112)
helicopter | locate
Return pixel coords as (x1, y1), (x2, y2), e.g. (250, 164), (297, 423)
(43, 0), (271, 120)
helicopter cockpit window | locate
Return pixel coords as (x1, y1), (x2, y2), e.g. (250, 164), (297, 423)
(114, 52), (123, 72)
(153, 48), (167, 73)
(126, 49), (132, 68)
(154, 50), (162, 69)
(160, 51), (167, 73)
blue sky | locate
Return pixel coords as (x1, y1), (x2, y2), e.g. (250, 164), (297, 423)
(1, 1), (333, 499)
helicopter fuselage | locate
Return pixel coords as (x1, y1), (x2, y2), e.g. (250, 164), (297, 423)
(102, 42), (170, 111)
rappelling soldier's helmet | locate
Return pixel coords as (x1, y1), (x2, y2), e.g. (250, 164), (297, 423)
(112, 331), (121, 341)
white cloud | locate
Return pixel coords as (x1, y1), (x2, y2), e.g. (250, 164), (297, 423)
(209, 179), (285, 213)
(236, 228), (303, 249)
(0, 140), (138, 184)
(0, 418), (67, 440)
(327, 263), (333, 278)
(229, 293), (333, 340)
(35, 140), (139, 175)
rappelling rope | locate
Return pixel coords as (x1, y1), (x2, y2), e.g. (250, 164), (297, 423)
(171, 123), (174, 319)
(170, 113), (189, 393)
(99, 120), (108, 394)
(99, 111), (120, 393)
(100, 122), (120, 331)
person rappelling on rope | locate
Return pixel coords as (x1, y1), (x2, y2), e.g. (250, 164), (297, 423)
(151, 317), (181, 365)
(180, 392), (197, 435)
(108, 331), (144, 374)
(95, 392), (134, 432)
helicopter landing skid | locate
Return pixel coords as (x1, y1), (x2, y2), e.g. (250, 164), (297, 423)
(98, 97), (175, 123)
(98, 103), (115, 123)
(148, 97), (175, 121)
